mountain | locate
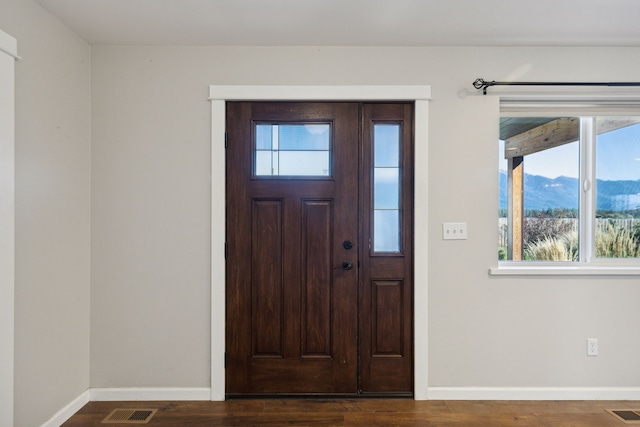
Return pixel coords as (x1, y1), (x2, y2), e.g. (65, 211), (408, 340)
(499, 171), (640, 211)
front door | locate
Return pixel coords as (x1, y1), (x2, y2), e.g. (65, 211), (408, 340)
(226, 102), (413, 395)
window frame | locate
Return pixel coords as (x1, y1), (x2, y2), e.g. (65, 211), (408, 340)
(494, 98), (640, 275)
(371, 121), (404, 254)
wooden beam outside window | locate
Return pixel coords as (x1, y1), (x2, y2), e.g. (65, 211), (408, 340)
(508, 156), (524, 261)
(505, 118), (579, 159)
(504, 117), (640, 159)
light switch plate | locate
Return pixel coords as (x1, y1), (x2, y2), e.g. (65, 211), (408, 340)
(443, 223), (467, 240)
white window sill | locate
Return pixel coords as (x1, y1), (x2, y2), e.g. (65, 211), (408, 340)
(490, 263), (640, 276)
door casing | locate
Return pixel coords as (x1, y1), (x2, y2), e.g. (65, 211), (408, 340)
(209, 85), (431, 400)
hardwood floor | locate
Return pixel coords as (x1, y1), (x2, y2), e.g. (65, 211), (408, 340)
(61, 398), (640, 426)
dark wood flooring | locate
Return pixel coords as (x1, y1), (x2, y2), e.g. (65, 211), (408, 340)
(61, 398), (640, 426)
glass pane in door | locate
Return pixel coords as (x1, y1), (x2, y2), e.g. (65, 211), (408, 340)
(255, 123), (331, 176)
(373, 124), (401, 253)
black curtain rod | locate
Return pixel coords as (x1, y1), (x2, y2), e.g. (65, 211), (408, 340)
(473, 77), (640, 95)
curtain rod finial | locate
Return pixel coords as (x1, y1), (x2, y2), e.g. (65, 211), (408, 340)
(472, 78), (486, 89)
(473, 78), (493, 95)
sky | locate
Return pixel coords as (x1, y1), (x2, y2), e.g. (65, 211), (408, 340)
(596, 123), (640, 181)
(499, 121), (640, 181)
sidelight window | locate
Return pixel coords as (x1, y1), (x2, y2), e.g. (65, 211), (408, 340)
(373, 124), (402, 253)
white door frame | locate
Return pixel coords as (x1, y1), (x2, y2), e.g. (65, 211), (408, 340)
(0, 29), (18, 427)
(209, 85), (431, 400)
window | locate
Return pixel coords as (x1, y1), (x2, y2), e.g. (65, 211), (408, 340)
(255, 123), (331, 177)
(499, 110), (640, 264)
(373, 124), (401, 252)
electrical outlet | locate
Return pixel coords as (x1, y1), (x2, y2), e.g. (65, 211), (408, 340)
(587, 338), (598, 356)
(443, 223), (467, 240)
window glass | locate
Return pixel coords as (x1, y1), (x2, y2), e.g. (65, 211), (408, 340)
(255, 124), (330, 176)
(374, 168), (399, 209)
(374, 125), (400, 167)
(374, 210), (400, 252)
(522, 141), (579, 261)
(373, 124), (401, 253)
(499, 117), (580, 261)
(595, 118), (640, 259)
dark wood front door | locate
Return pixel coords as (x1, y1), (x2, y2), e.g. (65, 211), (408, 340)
(226, 102), (413, 395)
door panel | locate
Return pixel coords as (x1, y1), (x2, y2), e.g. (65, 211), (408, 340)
(226, 102), (359, 394)
(371, 280), (404, 356)
(301, 199), (332, 357)
(226, 101), (413, 395)
(251, 199), (283, 357)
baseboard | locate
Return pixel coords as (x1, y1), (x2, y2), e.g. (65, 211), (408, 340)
(427, 387), (640, 400)
(42, 388), (211, 427)
(90, 387), (212, 401)
(43, 386), (640, 426)
(40, 389), (90, 427)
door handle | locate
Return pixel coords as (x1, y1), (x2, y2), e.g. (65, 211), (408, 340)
(342, 260), (353, 270)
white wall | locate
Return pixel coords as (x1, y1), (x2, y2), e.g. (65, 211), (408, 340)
(91, 46), (640, 392)
(0, 1), (92, 426)
(90, 47), (212, 388)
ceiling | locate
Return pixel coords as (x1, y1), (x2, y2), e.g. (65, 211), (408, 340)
(34, 0), (640, 47)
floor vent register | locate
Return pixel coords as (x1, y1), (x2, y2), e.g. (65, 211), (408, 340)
(102, 408), (158, 424)
(607, 410), (640, 424)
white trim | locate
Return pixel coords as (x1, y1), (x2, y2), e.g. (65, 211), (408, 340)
(0, 30), (19, 60)
(90, 387), (212, 401)
(580, 117), (596, 262)
(210, 99), (226, 401)
(41, 388), (210, 426)
(427, 387), (640, 401)
(0, 45), (20, 61)
(209, 85), (431, 101)
(39, 390), (90, 427)
(413, 99), (429, 400)
(482, 86), (640, 102)
(210, 85), (431, 400)
(0, 28), (16, 427)
(490, 265), (640, 276)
